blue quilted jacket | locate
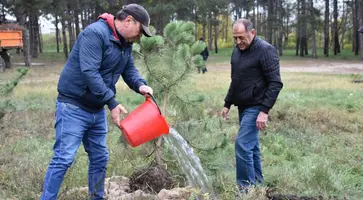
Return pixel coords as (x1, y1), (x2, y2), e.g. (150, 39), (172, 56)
(57, 13), (146, 112)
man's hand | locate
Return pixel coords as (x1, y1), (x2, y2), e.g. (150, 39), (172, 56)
(139, 85), (153, 96)
(111, 104), (128, 128)
(256, 111), (268, 131)
(221, 107), (230, 120)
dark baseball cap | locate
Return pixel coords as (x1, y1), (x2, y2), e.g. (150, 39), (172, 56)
(122, 4), (152, 37)
(358, 26), (363, 33)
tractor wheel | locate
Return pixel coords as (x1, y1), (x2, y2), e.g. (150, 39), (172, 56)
(0, 57), (5, 73)
(0, 50), (12, 69)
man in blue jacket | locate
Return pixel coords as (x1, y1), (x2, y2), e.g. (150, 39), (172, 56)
(40, 4), (153, 200)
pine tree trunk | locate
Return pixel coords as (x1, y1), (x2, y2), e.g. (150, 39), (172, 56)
(267, 0), (273, 44)
(253, 0), (256, 28)
(67, 5), (76, 52)
(61, 16), (69, 59)
(214, 19), (219, 54)
(225, 12), (228, 42)
(202, 23), (206, 41)
(39, 23), (43, 54)
(23, 29), (31, 66)
(208, 13), (213, 51)
(82, 10), (87, 29)
(359, 0), (363, 60)
(354, 0), (359, 55)
(310, 0), (317, 58)
(333, 0), (340, 55)
(155, 93), (169, 166)
(296, 0), (300, 56)
(246, 1), (250, 19)
(300, 0), (307, 57)
(55, 14), (60, 53)
(30, 13), (39, 58)
(74, 7), (81, 37)
(257, 5), (261, 33)
(324, 0), (330, 56)
(277, 0), (283, 56)
(340, 3), (347, 50)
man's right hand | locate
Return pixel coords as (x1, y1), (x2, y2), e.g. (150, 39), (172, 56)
(221, 107), (230, 120)
(111, 104), (128, 128)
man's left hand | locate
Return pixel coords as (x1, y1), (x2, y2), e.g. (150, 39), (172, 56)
(139, 85), (153, 96)
(256, 111), (268, 131)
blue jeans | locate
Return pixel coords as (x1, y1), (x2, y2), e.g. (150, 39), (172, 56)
(235, 106), (263, 188)
(40, 101), (109, 200)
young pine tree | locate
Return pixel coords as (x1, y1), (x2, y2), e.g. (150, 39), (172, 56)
(132, 21), (206, 165)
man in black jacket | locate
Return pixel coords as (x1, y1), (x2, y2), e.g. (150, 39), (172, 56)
(221, 19), (283, 191)
(199, 37), (209, 73)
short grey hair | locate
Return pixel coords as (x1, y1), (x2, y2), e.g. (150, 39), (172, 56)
(233, 19), (254, 32)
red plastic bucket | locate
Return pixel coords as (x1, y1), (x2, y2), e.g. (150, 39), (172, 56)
(120, 95), (169, 147)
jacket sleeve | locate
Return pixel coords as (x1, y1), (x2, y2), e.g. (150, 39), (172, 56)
(224, 81), (233, 109)
(260, 45), (283, 114)
(122, 52), (147, 93)
(79, 28), (118, 110)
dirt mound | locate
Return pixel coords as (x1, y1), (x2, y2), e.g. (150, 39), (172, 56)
(129, 164), (174, 194)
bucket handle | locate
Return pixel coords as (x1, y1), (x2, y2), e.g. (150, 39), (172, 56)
(147, 93), (162, 115)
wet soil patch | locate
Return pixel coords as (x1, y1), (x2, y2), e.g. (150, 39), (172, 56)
(129, 164), (174, 194)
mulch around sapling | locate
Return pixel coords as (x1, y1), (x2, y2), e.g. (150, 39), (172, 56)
(129, 163), (174, 194)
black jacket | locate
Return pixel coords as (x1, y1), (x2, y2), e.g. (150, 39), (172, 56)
(200, 47), (209, 61)
(224, 36), (283, 114)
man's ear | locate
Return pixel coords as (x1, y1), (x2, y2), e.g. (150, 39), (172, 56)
(251, 29), (256, 36)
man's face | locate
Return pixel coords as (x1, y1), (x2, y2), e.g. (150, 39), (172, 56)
(232, 24), (255, 50)
(119, 16), (143, 42)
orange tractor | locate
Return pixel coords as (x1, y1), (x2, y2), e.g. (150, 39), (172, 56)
(0, 15), (23, 72)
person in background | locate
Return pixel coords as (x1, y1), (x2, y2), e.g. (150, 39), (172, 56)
(199, 37), (209, 74)
(221, 19), (283, 192)
(40, 4), (153, 200)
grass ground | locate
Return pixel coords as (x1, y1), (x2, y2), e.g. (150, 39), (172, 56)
(0, 51), (362, 199)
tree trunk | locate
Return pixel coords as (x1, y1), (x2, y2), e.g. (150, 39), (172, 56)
(257, 5), (261, 33)
(225, 11), (229, 42)
(324, 0), (330, 56)
(333, 0), (340, 55)
(23, 29), (31, 66)
(61, 16), (69, 59)
(253, 0), (256, 28)
(67, 8), (76, 52)
(309, 0), (317, 58)
(202, 23), (206, 41)
(300, 0), (306, 57)
(359, 0), (363, 60)
(208, 13), (213, 51)
(246, 1), (250, 19)
(214, 19), (219, 54)
(340, 3), (348, 50)
(82, 10), (87, 29)
(55, 14), (60, 53)
(155, 92), (169, 166)
(296, 0), (301, 56)
(267, 0), (273, 44)
(74, 6), (81, 37)
(277, 0), (283, 56)
(39, 23), (43, 54)
(30, 13), (39, 58)
(355, 0), (360, 56)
